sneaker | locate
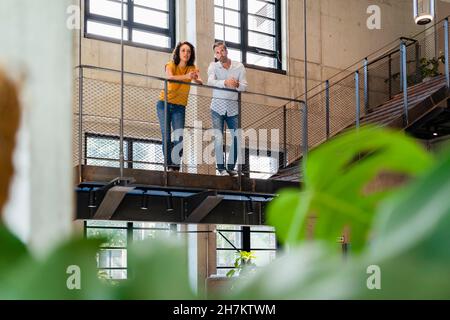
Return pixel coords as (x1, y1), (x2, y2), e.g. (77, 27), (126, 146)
(217, 169), (229, 176)
(227, 169), (239, 177)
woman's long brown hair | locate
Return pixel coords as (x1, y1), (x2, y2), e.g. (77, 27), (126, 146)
(0, 69), (21, 216)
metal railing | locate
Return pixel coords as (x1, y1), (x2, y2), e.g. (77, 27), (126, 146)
(73, 65), (305, 185)
(74, 16), (450, 183)
(303, 17), (450, 154)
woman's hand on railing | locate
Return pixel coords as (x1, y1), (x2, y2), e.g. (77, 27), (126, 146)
(190, 70), (203, 85)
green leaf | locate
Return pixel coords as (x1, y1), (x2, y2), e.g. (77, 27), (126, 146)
(236, 145), (450, 299)
(267, 189), (310, 244)
(1, 237), (111, 299)
(268, 126), (433, 252)
(0, 224), (29, 274)
(226, 269), (235, 278)
(371, 143), (450, 262)
(117, 238), (195, 300)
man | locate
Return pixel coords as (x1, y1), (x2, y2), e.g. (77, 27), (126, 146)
(207, 42), (247, 176)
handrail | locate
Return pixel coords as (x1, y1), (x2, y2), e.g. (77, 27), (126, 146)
(295, 15), (450, 101)
(75, 64), (304, 105)
(299, 37), (421, 103)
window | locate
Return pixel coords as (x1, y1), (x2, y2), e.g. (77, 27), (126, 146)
(85, 0), (176, 51)
(85, 221), (173, 280)
(224, 147), (282, 179)
(85, 133), (163, 170)
(216, 225), (277, 276)
(214, 0), (282, 71)
(249, 152), (279, 179)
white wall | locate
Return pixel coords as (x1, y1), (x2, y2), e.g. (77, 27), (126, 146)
(0, 0), (74, 255)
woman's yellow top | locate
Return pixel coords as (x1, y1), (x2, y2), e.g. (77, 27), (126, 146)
(159, 61), (197, 106)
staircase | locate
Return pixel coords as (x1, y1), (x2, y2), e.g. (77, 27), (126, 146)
(271, 73), (449, 183)
(270, 17), (450, 182)
(361, 75), (448, 128)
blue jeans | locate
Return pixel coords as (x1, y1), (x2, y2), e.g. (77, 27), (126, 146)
(211, 110), (239, 171)
(156, 100), (185, 168)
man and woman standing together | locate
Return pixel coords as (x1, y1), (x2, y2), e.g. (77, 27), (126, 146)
(156, 41), (247, 176)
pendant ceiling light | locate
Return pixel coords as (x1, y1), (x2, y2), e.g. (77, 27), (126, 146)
(414, 0), (435, 25)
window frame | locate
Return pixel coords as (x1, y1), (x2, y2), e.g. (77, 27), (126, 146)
(84, 0), (176, 52)
(85, 221), (174, 280)
(84, 132), (163, 170)
(214, 0), (284, 73)
(216, 225), (277, 275)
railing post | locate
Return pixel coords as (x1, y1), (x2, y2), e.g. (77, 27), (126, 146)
(364, 58), (369, 114)
(119, 0), (125, 179)
(355, 71), (360, 128)
(77, 0), (83, 183)
(388, 54), (392, 99)
(400, 41), (409, 127)
(164, 79), (169, 180)
(445, 18), (449, 88)
(415, 41), (421, 84)
(78, 67), (84, 183)
(325, 80), (330, 139)
(237, 92), (242, 191)
(283, 105), (287, 168)
(302, 101), (308, 163)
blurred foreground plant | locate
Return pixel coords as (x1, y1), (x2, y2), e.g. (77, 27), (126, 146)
(267, 126), (434, 252)
(1, 126), (449, 299)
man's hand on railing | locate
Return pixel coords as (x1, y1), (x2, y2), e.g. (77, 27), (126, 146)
(224, 78), (239, 89)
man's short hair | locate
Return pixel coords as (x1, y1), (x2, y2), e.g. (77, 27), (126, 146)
(213, 41), (227, 51)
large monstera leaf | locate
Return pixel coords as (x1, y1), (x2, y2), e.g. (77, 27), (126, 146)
(267, 126), (434, 252)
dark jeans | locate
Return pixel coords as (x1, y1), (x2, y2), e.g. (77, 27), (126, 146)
(156, 100), (185, 168)
(211, 110), (239, 171)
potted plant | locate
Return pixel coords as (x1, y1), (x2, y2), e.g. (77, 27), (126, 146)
(418, 53), (445, 82)
(226, 251), (257, 278)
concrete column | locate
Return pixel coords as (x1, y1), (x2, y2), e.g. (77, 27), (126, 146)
(0, 0), (74, 255)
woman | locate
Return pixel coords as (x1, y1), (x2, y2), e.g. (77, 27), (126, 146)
(157, 41), (203, 172)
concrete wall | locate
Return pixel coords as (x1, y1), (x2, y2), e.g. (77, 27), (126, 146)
(72, 0), (434, 173)
(75, 0), (425, 97)
(437, 0), (450, 21)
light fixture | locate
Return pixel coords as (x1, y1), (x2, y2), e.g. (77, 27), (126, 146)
(88, 188), (97, 208)
(413, 0), (435, 25)
(246, 197), (254, 215)
(166, 192), (174, 213)
(140, 190), (148, 210)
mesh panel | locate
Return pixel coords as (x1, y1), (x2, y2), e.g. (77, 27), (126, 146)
(303, 22), (447, 158)
(73, 68), (301, 177)
(74, 22), (448, 181)
(367, 50), (401, 111)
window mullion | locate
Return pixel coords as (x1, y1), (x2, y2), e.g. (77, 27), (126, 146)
(169, 0), (176, 48)
(127, 139), (133, 169)
(128, 0), (134, 42)
(84, 0), (175, 51)
(242, 226), (251, 252)
(241, 0), (248, 65)
(275, 0), (282, 70)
